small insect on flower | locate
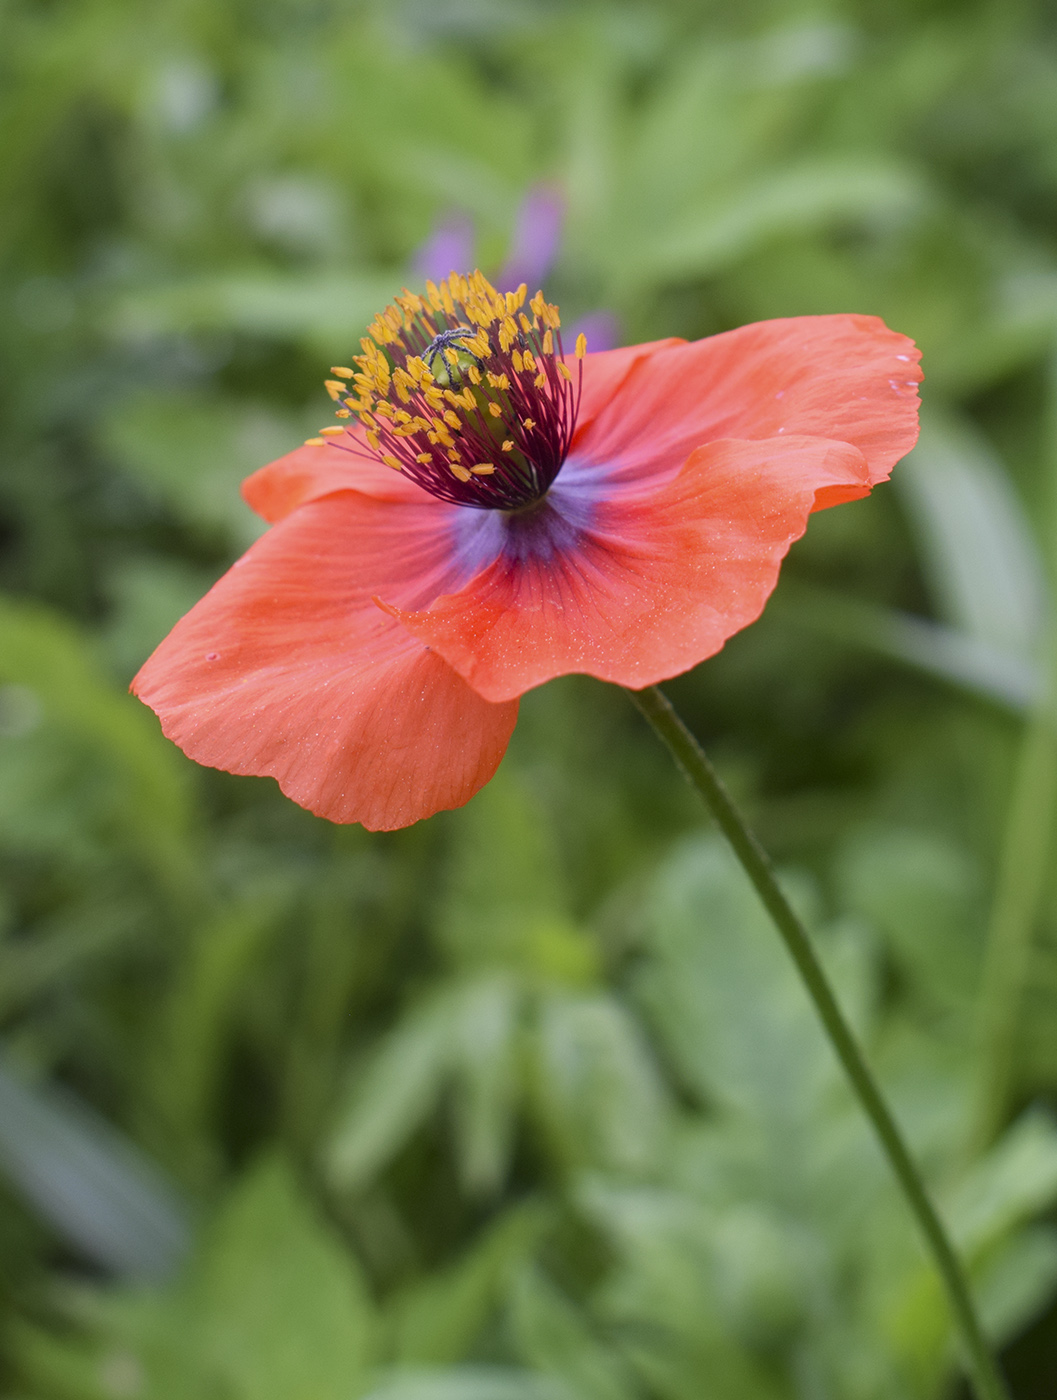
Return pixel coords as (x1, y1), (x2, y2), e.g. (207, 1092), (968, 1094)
(133, 271), (921, 831)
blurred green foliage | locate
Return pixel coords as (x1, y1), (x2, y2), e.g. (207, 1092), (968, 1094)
(5, 0), (1057, 1396)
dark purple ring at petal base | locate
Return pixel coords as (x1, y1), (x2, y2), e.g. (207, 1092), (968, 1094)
(450, 470), (597, 579)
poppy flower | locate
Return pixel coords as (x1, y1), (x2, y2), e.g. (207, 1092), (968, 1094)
(132, 272), (921, 830)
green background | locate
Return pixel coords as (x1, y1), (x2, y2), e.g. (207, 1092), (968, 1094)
(3, 0), (1057, 1395)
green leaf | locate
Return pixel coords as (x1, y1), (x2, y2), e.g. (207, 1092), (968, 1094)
(0, 595), (196, 891)
(836, 827), (984, 1010)
(197, 1157), (377, 1400)
(98, 389), (293, 548)
(531, 992), (671, 1176)
(635, 836), (844, 1122)
(507, 1266), (634, 1400)
(389, 1205), (548, 1367)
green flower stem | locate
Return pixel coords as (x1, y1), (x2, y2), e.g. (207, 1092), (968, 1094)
(973, 677), (1057, 1149)
(975, 353), (1057, 1150)
(625, 683), (1011, 1400)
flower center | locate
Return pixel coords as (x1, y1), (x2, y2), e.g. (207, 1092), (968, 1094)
(305, 271), (585, 510)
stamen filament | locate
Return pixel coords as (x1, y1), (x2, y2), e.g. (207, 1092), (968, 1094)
(309, 271), (585, 510)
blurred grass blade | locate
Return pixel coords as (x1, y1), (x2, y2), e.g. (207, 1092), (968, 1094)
(898, 413), (1049, 658)
(108, 272), (402, 351)
(363, 1368), (570, 1400)
(645, 160), (926, 282)
(780, 583), (1040, 711)
(326, 992), (455, 1191)
(0, 1055), (191, 1280)
(948, 1111), (1057, 1257)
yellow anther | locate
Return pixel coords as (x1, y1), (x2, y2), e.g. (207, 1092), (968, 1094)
(336, 408), (351, 418)
(542, 330), (553, 355)
(499, 318), (518, 352)
(440, 281), (456, 316)
(375, 401), (394, 418)
(444, 347), (459, 365)
(512, 350), (524, 373)
(468, 365), (482, 384)
(534, 373), (546, 389)
(330, 366), (353, 377)
(367, 431), (381, 451)
(426, 280), (443, 311)
(416, 452), (432, 464)
(523, 350), (537, 371)
(488, 403), (503, 418)
(487, 372), (510, 391)
(502, 440), (514, 451)
(319, 426), (345, 437)
(382, 455), (404, 471)
(558, 362), (573, 381)
(523, 418), (536, 430)
(530, 291), (546, 318)
(304, 437), (325, 446)
(324, 380), (346, 400)
(575, 333), (587, 358)
(450, 464), (472, 482)
(443, 409), (461, 430)
(519, 313), (532, 333)
(471, 463), (495, 475)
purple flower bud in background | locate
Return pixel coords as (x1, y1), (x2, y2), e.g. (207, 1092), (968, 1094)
(411, 213), (475, 284)
(409, 183), (620, 351)
(569, 308), (621, 354)
(497, 183), (565, 292)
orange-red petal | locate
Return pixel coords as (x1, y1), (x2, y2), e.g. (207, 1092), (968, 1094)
(132, 492), (517, 829)
(242, 432), (425, 523)
(574, 337), (686, 437)
(573, 314), (921, 502)
(382, 434), (869, 702)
